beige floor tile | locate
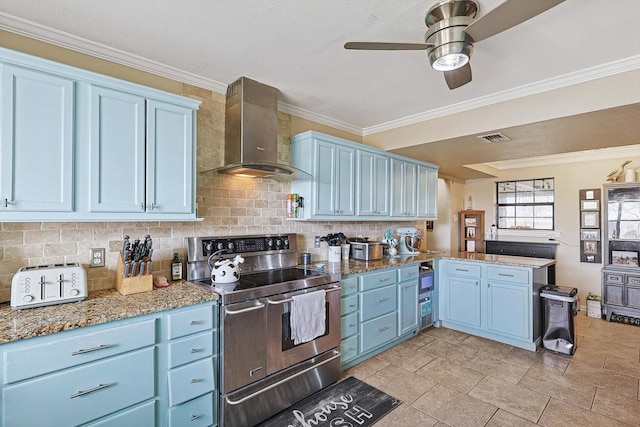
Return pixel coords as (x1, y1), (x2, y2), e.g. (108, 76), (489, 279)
(376, 341), (437, 372)
(421, 326), (471, 344)
(539, 397), (632, 427)
(592, 387), (640, 426)
(406, 330), (438, 348)
(461, 335), (516, 358)
(468, 376), (549, 423)
(564, 361), (639, 398)
(373, 403), (439, 427)
(518, 365), (596, 409)
(364, 364), (438, 405)
(570, 343), (608, 368)
(605, 354), (640, 379)
(505, 347), (570, 376)
(463, 350), (529, 384)
(580, 336), (640, 363)
(416, 357), (484, 394)
(340, 356), (389, 381)
(412, 383), (498, 427)
(612, 326), (640, 346)
(576, 326), (614, 343)
(486, 409), (540, 427)
(420, 338), (479, 365)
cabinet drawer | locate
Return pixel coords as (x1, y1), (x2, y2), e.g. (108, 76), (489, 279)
(168, 357), (215, 406)
(487, 266), (530, 285)
(398, 265), (419, 282)
(341, 312), (359, 338)
(3, 348), (155, 427)
(86, 401), (156, 427)
(3, 319), (156, 384)
(360, 270), (396, 291)
(341, 276), (358, 296)
(169, 392), (215, 427)
(626, 275), (640, 286)
(168, 305), (214, 340)
(360, 285), (397, 322)
(169, 331), (214, 369)
(605, 273), (624, 284)
(361, 312), (397, 353)
(341, 294), (359, 316)
(446, 261), (482, 278)
(340, 335), (359, 363)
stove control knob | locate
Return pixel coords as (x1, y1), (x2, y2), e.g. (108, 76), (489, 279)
(216, 241), (225, 252)
(266, 238), (274, 249)
(275, 238), (282, 249)
(204, 241), (213, 254)
(69, 288), (81, 297)
(283, 237), (289, 248)
(22, 294), (35, 303)
(227, 242), (235, 252)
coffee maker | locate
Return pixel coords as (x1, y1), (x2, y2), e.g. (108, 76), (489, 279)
(397, 227), (422, 255)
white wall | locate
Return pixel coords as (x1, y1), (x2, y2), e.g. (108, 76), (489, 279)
(463, 156), (640, 303)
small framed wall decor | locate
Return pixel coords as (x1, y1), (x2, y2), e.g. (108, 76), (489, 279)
(581, 211), (599, 228)
(579, 188), (602, 263)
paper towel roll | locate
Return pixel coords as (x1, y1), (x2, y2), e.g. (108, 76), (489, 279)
(625, 168), (636, 182)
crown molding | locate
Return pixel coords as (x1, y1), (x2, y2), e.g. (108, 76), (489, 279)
(0, 12), (228, 94)
(363, 55), (640, 136)
(277, 101), (362, 136)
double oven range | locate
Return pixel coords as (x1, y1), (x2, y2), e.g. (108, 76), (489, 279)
(187, 234), (341, 427)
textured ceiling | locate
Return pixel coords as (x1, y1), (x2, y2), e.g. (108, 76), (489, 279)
(1, 0), (639, 179)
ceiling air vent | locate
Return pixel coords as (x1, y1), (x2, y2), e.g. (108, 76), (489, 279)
(477, 132), (511, 143)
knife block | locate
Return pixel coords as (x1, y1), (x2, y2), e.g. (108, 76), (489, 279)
(115, 253), (153, 295)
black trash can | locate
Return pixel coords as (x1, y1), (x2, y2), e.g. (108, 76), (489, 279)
(540, 285), (578, 355)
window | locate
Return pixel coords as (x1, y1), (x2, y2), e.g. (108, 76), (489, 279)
(497, 178), (554, 230)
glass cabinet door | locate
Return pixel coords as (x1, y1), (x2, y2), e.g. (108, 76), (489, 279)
(605, 184), (640, 269)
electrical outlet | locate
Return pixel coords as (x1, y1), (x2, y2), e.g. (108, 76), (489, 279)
(314, 236), (321, 248)
(90, 248), (105, 268)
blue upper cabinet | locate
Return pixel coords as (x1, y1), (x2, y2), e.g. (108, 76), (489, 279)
(291, 131), (438, 221)
(89, 86), (146, 213)
(0, 48), (200, 221)
(0, 64), (74, 212)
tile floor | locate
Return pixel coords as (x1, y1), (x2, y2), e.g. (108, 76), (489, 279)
(341, 311), (640, 426)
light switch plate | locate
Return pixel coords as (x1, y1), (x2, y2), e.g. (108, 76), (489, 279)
(90, 248), (105, 267)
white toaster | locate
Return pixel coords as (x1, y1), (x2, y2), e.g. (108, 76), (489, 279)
(11, 263), (87, 310)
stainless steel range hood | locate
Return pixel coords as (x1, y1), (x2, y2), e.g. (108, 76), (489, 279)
(217, 76), (298, 178)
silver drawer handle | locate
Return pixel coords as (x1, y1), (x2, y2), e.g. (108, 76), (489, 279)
(349, 324), (356, 327)
(191, 378), (202, 383)
(455, 268), (469, 272)
(378, 278), (391, 282)
(190, 415), (201, 421)
(349, 304), (356, 308)
(190, 320), (201, 325)
(348, 347), (356, 351)
(378, 326), (390, 332)
(70, 383), (111, 399)
(190, 348), (202, 354)
(377, 297), (390, 302)
(71, 344), (111, 356)
(498, 273), (514, 277)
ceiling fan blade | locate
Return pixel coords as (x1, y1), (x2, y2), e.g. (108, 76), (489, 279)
(344, 42), (431, 50)
(464, 0), (565, 42)
(444, 63), (472, 90)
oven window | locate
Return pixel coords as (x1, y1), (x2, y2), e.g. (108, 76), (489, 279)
(281, 302), (330, 351)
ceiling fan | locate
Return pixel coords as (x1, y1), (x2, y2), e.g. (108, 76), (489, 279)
(344, 0), (565, 89)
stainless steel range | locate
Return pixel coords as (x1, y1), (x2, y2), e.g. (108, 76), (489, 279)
(187, 233), (341, 427)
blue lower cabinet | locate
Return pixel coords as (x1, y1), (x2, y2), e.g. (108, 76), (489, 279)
(86, 401), (156, 427)
(3, 348), (155, 427)
(170, 392), (215, 427)
(361, 312), (397, 353)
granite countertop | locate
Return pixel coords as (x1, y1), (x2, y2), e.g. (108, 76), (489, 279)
(0, 281), (218, 344)
(327, 251), (555, 276)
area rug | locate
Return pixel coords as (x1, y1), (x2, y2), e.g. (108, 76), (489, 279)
(258, 376), (401, 427)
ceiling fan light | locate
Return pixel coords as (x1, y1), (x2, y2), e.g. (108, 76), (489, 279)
(432, 53), (469, 71)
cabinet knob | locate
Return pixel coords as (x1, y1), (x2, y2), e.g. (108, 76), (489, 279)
(147, 203), (155, 211)
(140, 202), (145, 211)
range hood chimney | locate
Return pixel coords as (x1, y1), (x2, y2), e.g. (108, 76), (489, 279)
(217, 76), (297, 178)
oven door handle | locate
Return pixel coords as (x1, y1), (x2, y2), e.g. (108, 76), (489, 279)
(224, 303), (265, 314)
(224, 351), (341, 406)
(267, 286), (340, 305)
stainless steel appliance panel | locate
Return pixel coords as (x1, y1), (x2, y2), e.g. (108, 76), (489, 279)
(221, 299), (267, 393)
(266, 285), (341, 374)
(221, 349), (340, 427)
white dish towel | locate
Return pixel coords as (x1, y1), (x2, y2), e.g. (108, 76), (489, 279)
(290, 290), (326, 345)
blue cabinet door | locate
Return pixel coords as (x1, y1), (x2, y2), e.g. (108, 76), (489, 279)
(0, 64), (74, 212)
(444, 275), (481, 328)
(147, 100), (194, 214)
(417, 164), (438, 219)
(335, 144), (355, 216)
(390, 159), (417, 217)
(357, 151), (389, 216)
(89, 85), (146, 212)
(398, 280), (418, 335)
(486, 281), (530, 340)
(314, 140), (336, 215)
